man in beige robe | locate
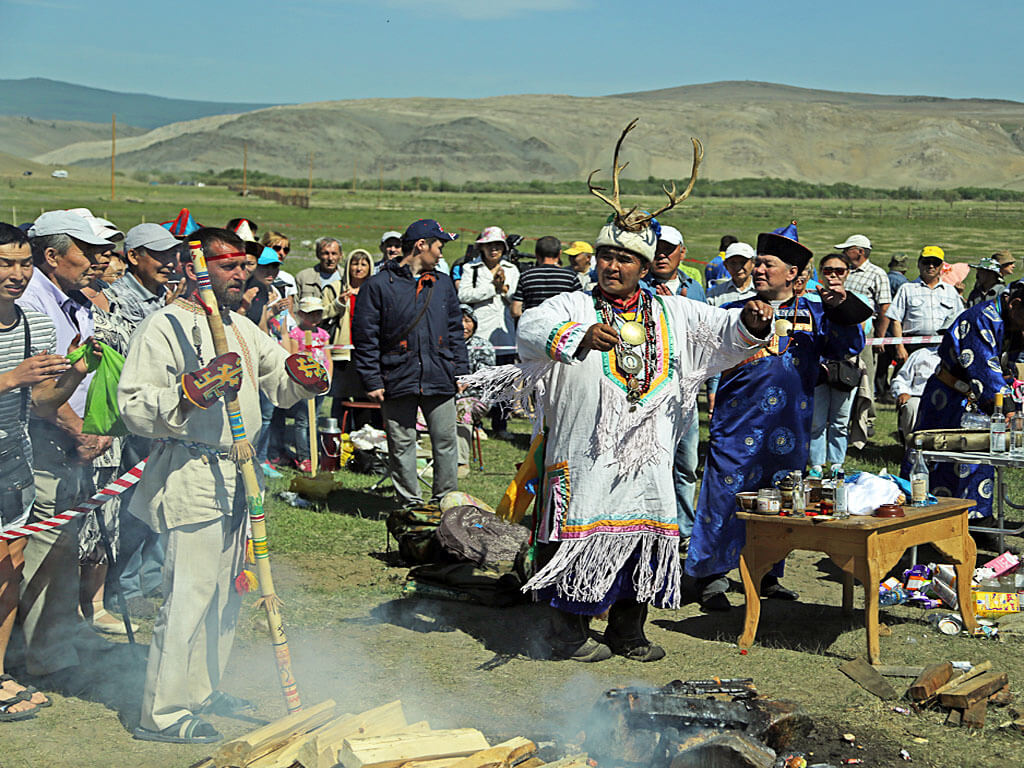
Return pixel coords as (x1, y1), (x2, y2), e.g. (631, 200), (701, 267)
(119, 227), (320, 744)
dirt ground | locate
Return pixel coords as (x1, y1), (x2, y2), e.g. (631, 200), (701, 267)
(4, 534), (1024, 768)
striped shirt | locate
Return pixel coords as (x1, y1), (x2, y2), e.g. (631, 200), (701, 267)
(511, 265), (582, 310)
(0, 309), (57, 442)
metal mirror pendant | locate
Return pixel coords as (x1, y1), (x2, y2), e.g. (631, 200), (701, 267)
(619, 351), (643, 375)
(619, 320), (645, 347)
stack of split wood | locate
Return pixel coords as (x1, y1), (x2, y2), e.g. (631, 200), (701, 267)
(908, 661), (1012, 729)
(194, 699), (592, 768)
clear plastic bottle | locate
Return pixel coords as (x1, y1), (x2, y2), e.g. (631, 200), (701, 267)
(910, 436), (929, 506)
(833, 465), (848, 518)
(991, 392), (1007, 453)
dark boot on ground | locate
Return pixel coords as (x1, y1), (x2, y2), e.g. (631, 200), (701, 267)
(604, 600), (666, 662)
(696, 574), (731, 612)
(760, 573), (799, 600)
(547, 608), (612, 662)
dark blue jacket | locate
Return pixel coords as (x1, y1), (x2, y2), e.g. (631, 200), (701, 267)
(353, 258), (469, 398)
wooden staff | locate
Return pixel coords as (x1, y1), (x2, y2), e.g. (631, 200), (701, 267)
(305, 329), (318, 476)
(188, 241), (302, 714)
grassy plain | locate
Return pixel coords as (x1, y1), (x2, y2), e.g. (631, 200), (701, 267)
(3, 174), (1024, 767)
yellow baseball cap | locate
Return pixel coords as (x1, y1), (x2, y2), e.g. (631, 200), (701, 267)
(564, 240), (594, 256)
(920, 245), (945, 261)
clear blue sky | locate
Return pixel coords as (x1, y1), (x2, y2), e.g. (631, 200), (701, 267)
(2, 0), (1022, 104)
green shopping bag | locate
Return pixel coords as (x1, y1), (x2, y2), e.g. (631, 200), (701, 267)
(68, 341), (127, 436)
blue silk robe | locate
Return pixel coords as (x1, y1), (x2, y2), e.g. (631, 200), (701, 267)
(686, 295), (865, 580)
(909, 297), (1014, 519)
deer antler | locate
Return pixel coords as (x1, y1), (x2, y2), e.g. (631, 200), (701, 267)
(587, 118), (640, 225)
(631, 137), (704, 230)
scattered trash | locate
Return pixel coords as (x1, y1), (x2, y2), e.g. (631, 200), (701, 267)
(926, 613), (964, 635)
(276, 490), (311, 508)
(841, 733), (856, 744)
(899, 748), (912, 760)
(891, 706), (911, 715)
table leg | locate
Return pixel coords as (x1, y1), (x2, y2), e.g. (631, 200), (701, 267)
(842, 571), (854, 615)
(860, 556), (882, 665)
(954, 537), (980, 636)
(737, 547), (761, 650)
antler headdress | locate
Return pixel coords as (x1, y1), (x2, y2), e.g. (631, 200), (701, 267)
(589, 118), (704, 234)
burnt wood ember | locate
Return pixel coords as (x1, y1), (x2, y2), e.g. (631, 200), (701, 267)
(585, 681), (811, 768)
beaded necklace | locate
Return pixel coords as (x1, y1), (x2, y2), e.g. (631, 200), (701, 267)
(595, 288), (658, 403)
(174, 296), (257, 392)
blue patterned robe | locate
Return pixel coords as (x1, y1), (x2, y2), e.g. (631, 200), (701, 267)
(686, 296), (865, 579)
(908, 297), (1013, 519)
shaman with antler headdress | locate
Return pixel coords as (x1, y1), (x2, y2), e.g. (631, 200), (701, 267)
(456, 120), (776, 666)
(589, 118), (703, 262)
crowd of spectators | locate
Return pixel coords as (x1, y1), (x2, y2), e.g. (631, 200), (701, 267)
(0, 201), (1017, 727)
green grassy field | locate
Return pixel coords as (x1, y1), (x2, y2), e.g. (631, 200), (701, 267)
(3, 173), (1023, 283)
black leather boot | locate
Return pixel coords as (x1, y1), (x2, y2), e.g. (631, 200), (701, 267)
(604, 600), (666, 662)
(547, 608), (612, 662)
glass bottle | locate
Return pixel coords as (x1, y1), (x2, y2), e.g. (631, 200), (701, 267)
(910, 436), (929, 506)
(991, 392), (1007, 453)
(833, 465), (848, 519)
(791, 470), (806, 516)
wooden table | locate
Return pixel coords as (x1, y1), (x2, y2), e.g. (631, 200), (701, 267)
(736, 498), (979, 664)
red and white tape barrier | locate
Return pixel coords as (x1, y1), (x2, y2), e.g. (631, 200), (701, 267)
(866, 336), (943, 346)
(0, 460), (147, 542)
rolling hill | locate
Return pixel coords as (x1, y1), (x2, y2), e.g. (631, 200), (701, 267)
(12, 80), (1024, 189)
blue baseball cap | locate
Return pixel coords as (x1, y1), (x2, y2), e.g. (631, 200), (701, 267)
(256, 246), (282, 266)
(402, 219), (458, 243)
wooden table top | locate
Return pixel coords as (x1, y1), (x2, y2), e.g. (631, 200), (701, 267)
(736, 497), (974, 532)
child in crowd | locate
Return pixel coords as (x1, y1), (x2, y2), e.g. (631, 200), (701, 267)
(288, 296), (334, 472)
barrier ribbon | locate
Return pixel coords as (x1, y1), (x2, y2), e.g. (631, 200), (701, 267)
(0, 460), (147, 541)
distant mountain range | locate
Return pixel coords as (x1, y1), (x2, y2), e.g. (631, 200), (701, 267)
(5, 79), (1024, 189)
(0, 78), (275, 130)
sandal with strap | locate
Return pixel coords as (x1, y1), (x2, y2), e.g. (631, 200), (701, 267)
(0, 690), (37, 722)
(0, 674), (50, 708)
(133, 714), (221, 744)
(198, 690), (254, 716)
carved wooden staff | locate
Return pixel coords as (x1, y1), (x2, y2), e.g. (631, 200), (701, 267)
(189, 241), (302, 714)
(305, 329), (318, 476)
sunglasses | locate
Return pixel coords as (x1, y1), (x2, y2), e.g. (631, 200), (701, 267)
(919, 258), (942, 268)
(272, 244), (290, 255)
(821, 266), (848, 276)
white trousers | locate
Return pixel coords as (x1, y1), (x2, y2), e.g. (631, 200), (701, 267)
(140, 512), (245, 731)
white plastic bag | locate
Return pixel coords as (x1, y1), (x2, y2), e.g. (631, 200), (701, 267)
(846, 472), (901, 516)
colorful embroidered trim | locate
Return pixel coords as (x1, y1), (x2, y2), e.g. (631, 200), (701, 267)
(546, 321), (585, 363)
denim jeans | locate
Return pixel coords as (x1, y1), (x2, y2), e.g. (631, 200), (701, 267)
(289, 395), (325, 462)
(809, 382), (857, 468)
(674, 416), (699, 537)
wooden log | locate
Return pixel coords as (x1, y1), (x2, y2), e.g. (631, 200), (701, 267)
(944, 708), (962, 727)
(908, 662), (954, 701)
(529, 757), (590, 768)
(988, 684), (1014, 707)
(339, 728), (490, 768)
(939, 671), (1009, 709)
(446, 738), (536, 768)
(839, 657), (897, 700)
(297, 701), (407, 768)
(515, 759), (546, 768)
(872, 664), (925, 678)
(961, 699), (988, 729)
(918, 661), (993, 708)
(215, 699), (338, 767)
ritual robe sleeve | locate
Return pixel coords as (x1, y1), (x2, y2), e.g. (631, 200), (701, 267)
(517, 291), (591, 364)
(659, 295), (772, 379)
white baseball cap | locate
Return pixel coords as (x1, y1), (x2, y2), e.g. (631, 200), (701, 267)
(66, 207), (124, 243)
(28, 210), (115, 247)
(724, 242), (755, 261)
(298, 296), (325, 313)
(658, 225), (684, 247)
(380, 230), (402, 244)
(125, 223), (181, 253)
(834, 234), (872, 250)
